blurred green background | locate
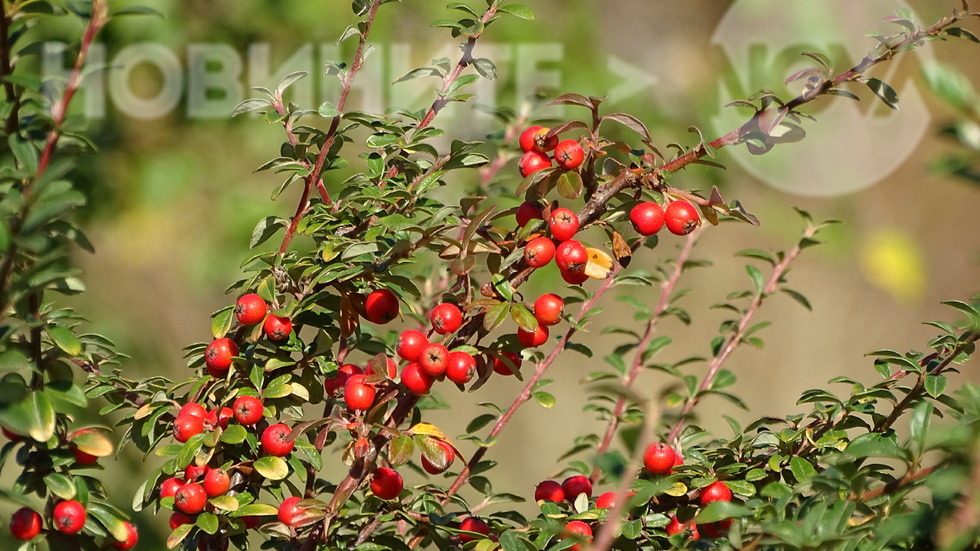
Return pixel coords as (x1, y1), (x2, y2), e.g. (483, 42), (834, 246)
(5, 0), (980, 547)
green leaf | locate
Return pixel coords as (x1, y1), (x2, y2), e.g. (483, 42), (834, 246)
(445, 74), (480, 97)
(865, 78), (899, 110)
(254, 456), (289, 480)
(532, 391), (555, 409)
(499, 529), (530, 551)
(388, 434), (414, 466)
(45, 473), (76, 500)
(789, 456), (817, 483)
(8, 135), (38, 174)
(472, 58), (497, 80)
(231, 503), (279, 517)
(219, 425), (247, 444)
(497, 4), (534, 20)
(745, 264), (765, 295)
(510, 304), (538, 333)
(167, 523), (194, 548)
(88, 501), (129, 541)
(724, 479), (756, 497)
(483, 302), (509, 332)
(210, 306), (235, 339)
(197, 512), (219, 534)
(845, 434), (910, 461)
(909, 400), (933, 457)
(924, 374), (947, 398)
(697, 501), (752, 523)
(250, 216), (285, 248)
(556, 170), (583, 200)
(47, 325), (82, 356)
(110, 6), (164, 17)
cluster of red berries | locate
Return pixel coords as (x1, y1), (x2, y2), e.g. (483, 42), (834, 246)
(517, 125), (585, 177)
(629, 199), (700, 237)
(7, 501), (138, 549)
(204, 294), (293, 377)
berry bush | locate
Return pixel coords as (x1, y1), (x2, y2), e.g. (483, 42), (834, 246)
(2, 1), (980, 550)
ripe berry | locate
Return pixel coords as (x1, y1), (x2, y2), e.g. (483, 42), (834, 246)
(401, 362), (434, 396)
(2, 427), (23, 441)
(562, 520), (593, 551)
(421, 439), (456, 475)
(185, 463), (210, 481)
(344, 375), (376, 411)
(519, 125), (557, 153)
(160, 477), (184, 498)
(459, 517), (490, 542)
(53, 500), (86, 534)
(548, 208), (579, 241)
(533, 294), (564, 326)
(179, 403), (208, 419)
(263, 314), (293, 341)
(664, 200), (700, 236)
(365, 289), (399, 324)
(666, 516), (699, 540)
(595, 492), (617, 509)
(445, 351), (476, 384)
(261, 424), (295, 457)
(9, 507), (42, 541)
(700, 481), (732, 506)
(699, 519), (733, 539)
(515, 201), (544, 227)
(524, 236), (556, 268)
(518, 151), (551, 177)
(324, 364), (363, 396)
(643, 443), (676, 475)
(534, 480), (564, 503)
(233, 395), (264, 425)
(205, 338), (238, 372)
(174, 483), (207, 514)
(173, 414), (205, 443)
(419, 343), (449, 377)
(630, 202), (665, 236)
(491, 351), (522, 376)
(554, 139), (585, 170)
(561, 475), (592, 502)
(206, 406), (233, 430)
(169, 512), (194, 530)
(519, 125), (544, 152)
(396, 330), (428, 362)
(517, 324), (549, 347)
(113, 521), (139, 550)
(555, 240), (588, 273)
(560, 269), (589, 285)
(278, 496), (304, 526)
(370, 467), (403, 500)
(430, 303), (463, 334)
(235, 293), (267, 325)
(72, 443), (99, 465)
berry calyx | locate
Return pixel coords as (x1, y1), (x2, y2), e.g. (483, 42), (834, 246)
(174, 483), (207, 514)
(263, 314), (293, 341)
(491, 351), (522, 376)
(53, 500), (86, 534)
(524, 236), (556, 268)
(173, 414), (205, 443)
(421, 439), (456, 475)
(324, 364), (363, 396)
(430, 303), (463, 334)
(364, 289), (399, 324)
(555, 240), (588, 273)
(700, 481), (732, 506)
(630, 202), (665, 236)
(533, 293), (564, 326)
(534, 480), (564, 503)
(344, 375), (376, 411)
(205, 338), (238, 373)
(515, 201), (544, 227)
(517, 324), (549, 347)
(664, 200), (700, 236)
(396, 330), (428, 362)
(9, 507), (42, 541)
(446, 351), (477, 384)
(519, 125), (558, 153)
(459, 517), (490, 542)
(554, 139), (585, 170)
(233, 395), (264, 425)
(235, 293), (267, 325)
(278, 496), (304, 526)
(518, 151), (552, 177)
(561, 475), (592, 502)
(419, 343), (450, 377)
(370, 467), (403, 500)
(549, 208), (579, 241)
(160, 477), (184, 498)
(401, 362), (434, 396)
(261, 424), (295, 457)
(643, 442), (676, 475)
(113, 521), (139, 550)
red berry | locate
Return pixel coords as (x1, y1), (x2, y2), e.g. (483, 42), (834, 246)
(699, 519), (733, 539)
(233, 395), (264, 425)
(179, 403), (208, 419)
(643, 443), (676, 475)
(534, 480), (564, 503)
(344, 375), (376, 411)
(666, 516), (700, 540)
(205, 406), (233, 430)
(72, 444), (99, 465)
(519, 125), (544, 153)
(262, 424), (295, 457)
(113, 521), (139, 550)
(9, 507), (42, 541)
(421, 439), (455, 475)
(370, 467), (403, 500)
(524, 236), (556, 268)
(160, 477), (184, 498)
(173, 414), (205, 443)
(169, 512), (194, 529)
(205, 338), (238, 372)
(324, 364), (363, 396)
(491, 351), (522, 376)
(365, 289), (399, 324)
(235, 293), (267, 325)
(515, 201), (544, 227)
(519, 125), (557, 153)
(445, 351), (476, 384)
(263, 314), (293, 341)
(53, 500), (86, 534)
(174, 483), (207, 514)
(533, 294), (564, 326)
(2, 426), (23, 441)
(630, 202), (665, 236)
(560, 268), (589, 285)
(549, 208), (579, 242)
(700, 481), (732, 506)
(517, 324), (549, 347)
(555, 240), (588, 273)
(242, 516), (261, 529)
(278, 496), (304, 526)
(518, 151), (552, 177)
(185, 463), (210, 481)
(459, 517), (490, 542)
(430, 303), (463, 334)
(554, 139), (584, 170)
(562, 520), (593, 551)
(418, 343), (449, 377)
(664, 200), (700, 236)
(561, 475), (592, 502)
(396, 330), (428, 362)
(595, 492), (617, 509)
(401, 362), (434, 396)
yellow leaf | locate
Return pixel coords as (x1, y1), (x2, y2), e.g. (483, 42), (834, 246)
(407, 422), (446, 440)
